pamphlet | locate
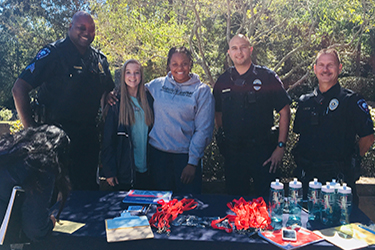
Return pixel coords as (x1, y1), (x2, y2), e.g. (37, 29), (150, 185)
(258, 226), (323, 250)
(314, 223), (375, 250)
(122, 190), (172, 204)
(105, 215), (154, 242)
(53, 220), (85, 234)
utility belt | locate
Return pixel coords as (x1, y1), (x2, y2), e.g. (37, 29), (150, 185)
(294, 154), (349, 170)
(31, 99), (96, 130)
(216, 127), (277, 156)
(294, 154), (361, 180)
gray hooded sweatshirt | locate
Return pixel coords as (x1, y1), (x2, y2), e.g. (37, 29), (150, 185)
(146, 72), (215, 166)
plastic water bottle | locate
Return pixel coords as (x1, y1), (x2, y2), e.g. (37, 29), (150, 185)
(286, 178), (302, 226)
(308, 178), (322, 221)
(330, 179), (341, 223)
(269, 179), (284, 229)
(338, 183), (352, 225)
(321, 184), (335, 226)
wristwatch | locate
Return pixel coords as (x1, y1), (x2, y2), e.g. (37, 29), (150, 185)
(277, 141), (286, 148)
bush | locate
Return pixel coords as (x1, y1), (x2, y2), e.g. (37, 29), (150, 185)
(0, 107), (12, 121)
(10, 120), (24, 134)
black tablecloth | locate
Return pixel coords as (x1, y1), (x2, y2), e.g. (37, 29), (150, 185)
(24, 191), (375, 249)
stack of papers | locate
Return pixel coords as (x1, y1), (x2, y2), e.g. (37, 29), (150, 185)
(122, 190), (172, 204)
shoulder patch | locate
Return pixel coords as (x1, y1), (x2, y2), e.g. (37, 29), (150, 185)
(25, 62), (36, 73)
(36, 48), (50, 60)
(357, 99), (370, 114)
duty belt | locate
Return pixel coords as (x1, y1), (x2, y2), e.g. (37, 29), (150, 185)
(225, 138), (262, 149)
(295, 155), (351, 171)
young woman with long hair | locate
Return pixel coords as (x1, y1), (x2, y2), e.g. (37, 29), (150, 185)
(101, 59), (153, 190)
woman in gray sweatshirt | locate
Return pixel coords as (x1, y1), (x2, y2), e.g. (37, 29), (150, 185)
(146, 46), (215, 194)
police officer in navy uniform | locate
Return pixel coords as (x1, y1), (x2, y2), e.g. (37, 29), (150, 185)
(293, 48), (375, 204)
(213, 34), (291, 197)
(12, 11), (115, 190)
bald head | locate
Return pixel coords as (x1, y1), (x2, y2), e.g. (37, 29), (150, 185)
(68, 11), (95, 54)
(228, 34), (253, 72)
(71, 11), (94, 26)
(229, 34), (251, 48)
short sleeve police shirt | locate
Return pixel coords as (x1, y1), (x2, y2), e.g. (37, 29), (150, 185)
(213, 64), (291, 141)
(19, 37), (114, 123)
(293, 83), (374, 160)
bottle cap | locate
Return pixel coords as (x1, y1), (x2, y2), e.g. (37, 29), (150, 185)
(309, 178), (322, 189)
(271, 179), (284, 190)
(321, 184), (335, 193)
(330, 179), (340, 190)
(338, 183), (352, 194)
(289, 178), (302, 189)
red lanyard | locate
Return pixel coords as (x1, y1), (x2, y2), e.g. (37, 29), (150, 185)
(211, 197), (272, 233)
(149, 198), (197, 234)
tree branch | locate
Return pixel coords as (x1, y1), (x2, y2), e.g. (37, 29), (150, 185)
(287, 71), (310, 93)
(280, 59), (312, 81)
(189, 1), (215, 86)
(273, 20), (315, 72)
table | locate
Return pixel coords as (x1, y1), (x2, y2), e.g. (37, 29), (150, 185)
(24, 191), (375, 250)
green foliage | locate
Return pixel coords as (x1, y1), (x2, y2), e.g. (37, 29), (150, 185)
(91, 0), (189, 83)
(9, 120), (23, 134)
(0, 107), (12, 121)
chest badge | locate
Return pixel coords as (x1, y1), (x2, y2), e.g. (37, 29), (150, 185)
(98, 62), (104, 73)
(329, 98), (339, 111)
(253, 79), (262, 91)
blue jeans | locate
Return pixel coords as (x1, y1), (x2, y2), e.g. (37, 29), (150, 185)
(149, 145), (202, 194)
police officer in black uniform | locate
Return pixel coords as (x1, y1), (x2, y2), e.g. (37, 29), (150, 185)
(213, 34), (291, 197)
(293, 48), (375, 204)
(12, 11), (115, 190)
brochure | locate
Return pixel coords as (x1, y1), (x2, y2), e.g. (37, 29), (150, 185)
(105, 215), (154, 242)
(258, 226), (323, 250)
(314, 223), (375, 250)
(122, 190), (172, 204)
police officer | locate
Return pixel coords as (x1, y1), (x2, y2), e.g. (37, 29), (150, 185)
(213, 34), (291, 197)
(12, 11), (115, 190)
(293, 48), (375, 204)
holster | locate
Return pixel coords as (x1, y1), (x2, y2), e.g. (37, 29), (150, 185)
(30, 99), (47, 125)
(351, 152), (362, 181)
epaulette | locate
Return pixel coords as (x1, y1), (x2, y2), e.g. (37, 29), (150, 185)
(341, 87), (355, 97)
(253, 64), (273, 72)
(299, 93), (314, 102)
(91, 46), (107, 58)
(48, 38), (65, 50)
